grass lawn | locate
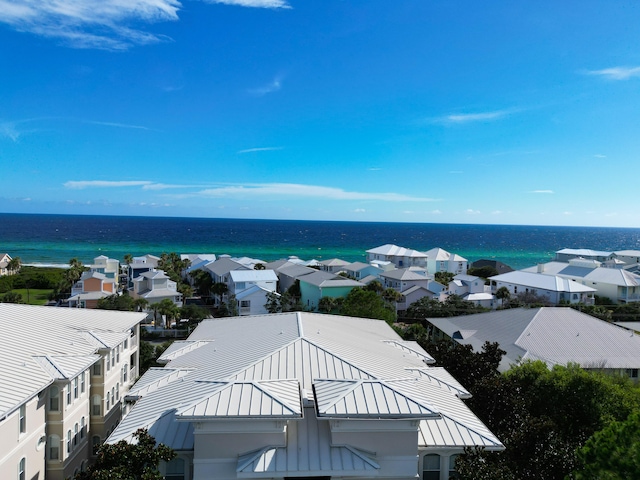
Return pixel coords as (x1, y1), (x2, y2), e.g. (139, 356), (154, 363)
(11, 289), (54, 305)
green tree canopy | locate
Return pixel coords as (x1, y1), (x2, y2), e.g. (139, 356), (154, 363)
(574, 410), (640, 479)
(74, 428), (175, 480)
(339, 287), (396, 323)
(458, 362), (640, 480)
(404, 294), (487, 319)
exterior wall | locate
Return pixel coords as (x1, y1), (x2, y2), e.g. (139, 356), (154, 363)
(89, 328), (139, 452)
(237, 290), (271, 316)
(419, 448), (466, 480)
(191, 420), (286, 480)
(46, 371), (92, 480)
(0, 395), (47, 480)
(329, 419), (422, 478)
(299, 283), (357, 310)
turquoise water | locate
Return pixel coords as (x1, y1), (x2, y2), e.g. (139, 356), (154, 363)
(2, 213), (639, 270)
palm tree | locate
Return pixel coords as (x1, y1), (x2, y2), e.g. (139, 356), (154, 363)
(7, 256), (21, 275)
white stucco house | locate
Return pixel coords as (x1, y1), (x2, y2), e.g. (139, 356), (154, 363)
(522, 259), (640, 304)
(366, 244), (428, 269)
(424, 248), (468, 275)
(110, 313), (503, 480)
(490, 270), (596, 305)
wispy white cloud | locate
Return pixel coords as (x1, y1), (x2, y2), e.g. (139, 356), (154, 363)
(64, 180), (154, 189)
(0, 0), (180, 50)
(593, 154), (606, 158)
(249, 76), (283, 96)
(197, 183), (440, 202)
(586, 66), (640, 80)
(83, 120), (150, 130)
(466, 209), (481, 215)
(204, 0), (290, 7)
(0, 120), (21, 141)
(437, 110), (511, 125)
(530, 189), (554, 194)
(237, 146), (284, 154)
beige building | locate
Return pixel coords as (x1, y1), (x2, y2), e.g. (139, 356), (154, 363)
(0, 303), (146, 480)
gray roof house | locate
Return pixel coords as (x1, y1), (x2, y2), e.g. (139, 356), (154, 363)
(426, 307), (640, 377)
(109, 312), (503, 480)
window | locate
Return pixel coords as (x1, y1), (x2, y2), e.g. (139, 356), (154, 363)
(92, 361), (102, 376)
(92, 395), (102, 416)
(67, 430), (72, 453)
(627, 369), (639, 379)
(18, 457), (25, 480)
(449, 454), (460, 479)
(111, 387), (115, 406)
(74, 423), (79, 446)
(124, 337), (128, 349)
(423, 454), (440, 480)
(19, 405), (26, 434)
(116, 345), (120, 363)
(164, 458), (185, 480)
(49, 435), (60, 460)
(81, 372), (86, 393)
(49, 386), (59, 411)
(106, 394), (110, 411)
(74, 377), (79, 399)
(66, 384), (72, 405)
(92, 436), (101, 455)
(240, 300), (250, 308)
(123, 364), (128, 383)
(111, 349), (115, 368)
(80, 417), (86, 438)
(116, 383), (120, 401)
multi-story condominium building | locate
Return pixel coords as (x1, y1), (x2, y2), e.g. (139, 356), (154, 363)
(0, 304), (146, 480)
(110, 312), (504, 480)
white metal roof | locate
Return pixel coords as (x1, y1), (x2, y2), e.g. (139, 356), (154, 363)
(522, 262), (640, 287)
(230, 269), (278, 282)
(109, 312), (503, 451)
(366, 244), (428, 258)
(490, 271), (596, 293)
(0, 303), (145, 419)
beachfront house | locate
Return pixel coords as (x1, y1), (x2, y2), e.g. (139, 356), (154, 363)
(265, 260), (317, 293)
(108, 312), (504, 480)
(0, 304), (145, 480)
(89, 255), (120, 288)
(522, 259), (640, 304)
(0, 253), (13, 276)
(425, 307), (640, 378)
(366, 243), (428, 268)
(490, 270), (596, 305)
(425, 248), (468, 275)
(554, 248), (614, 263)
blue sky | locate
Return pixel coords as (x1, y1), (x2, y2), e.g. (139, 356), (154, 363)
(1, 1), (639, 227)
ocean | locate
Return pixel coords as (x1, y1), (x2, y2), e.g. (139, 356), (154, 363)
(1, 213), (639, 270)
